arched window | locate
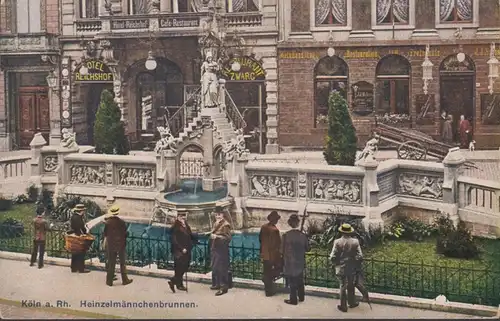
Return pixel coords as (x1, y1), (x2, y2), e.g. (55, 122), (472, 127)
(375, 55), (410, 116)
(314, 56), (348, 127)
(136, 60), (183, 137)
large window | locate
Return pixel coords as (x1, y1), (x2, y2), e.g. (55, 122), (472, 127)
(128, 0), (152, 14)
(440, 0), (472, 22)
(315, 0), (347, 26)
(227, 0), (259, 12)
(375, 55), (410, 117)
(16, 0), (41, 33)
(376, 0), (409, 24)
(80, 0), (99, 18)
(314, 56), (348, 127)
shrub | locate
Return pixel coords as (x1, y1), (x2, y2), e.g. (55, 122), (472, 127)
(12, 194), (29, 204)
(93, 89), (129, 155)
(386, 218), (435, 242)
(27, 185), (39, 202)
(35, 189), (55, 214)
(51, 195), (103, 223)
(434, 214), (480, 259)
(323, 91), (357, 166)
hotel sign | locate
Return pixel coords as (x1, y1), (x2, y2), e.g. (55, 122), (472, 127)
(160, 17), (199, 28)
(74, 59), (114, 83)
(221, 56), (265, 81)
(111, 19), (149, 30)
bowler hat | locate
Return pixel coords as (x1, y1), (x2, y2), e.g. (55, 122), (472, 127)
(287, 214), (300, 227)
(73, 204), (86, 212)
(215, 206), (224, 213)
(107, 205), (120, 216)
(267, 211), (280, 222)
(338, 223), (354, 234)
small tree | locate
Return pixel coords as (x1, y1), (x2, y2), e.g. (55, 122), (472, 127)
(93, 89), (129, 155)
(323, 91), (357, 165)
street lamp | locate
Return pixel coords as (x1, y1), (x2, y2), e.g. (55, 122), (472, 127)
(145, 51), (157, 71)
(46, 71), (57, 89)
(422, 45), (433, 95)
(488, 43), (499, 95)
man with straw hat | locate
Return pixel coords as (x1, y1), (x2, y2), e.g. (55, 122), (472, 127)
(330, 223), (363, 312)
(209, 206), (232, 296)
(69, 204), (90, 273)
(103, 205), (133, 287)
(281, 214), (310, 305)
(259, 210), (282, 297)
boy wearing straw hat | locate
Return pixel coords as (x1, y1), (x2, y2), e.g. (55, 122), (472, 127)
(103, 206), (133, 287)
(69, 204), (90, 273)
(330, 223), (363, 312)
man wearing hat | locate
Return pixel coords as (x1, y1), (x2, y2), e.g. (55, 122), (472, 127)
(209, 206), (232, 296)
(103, 206), (133, 286)
(30, 207), (53, 269)
(259, 210), (282, 297)
(69, 204), (90, 273)
(102, 213), (117, 281)
(281, 214), (310, 305)
(330, 223), (363, 312)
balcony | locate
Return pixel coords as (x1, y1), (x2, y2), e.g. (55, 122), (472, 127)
(0, 33), (59, 54)
(224, 12), (262, 28)
(75, 20), (103, 33)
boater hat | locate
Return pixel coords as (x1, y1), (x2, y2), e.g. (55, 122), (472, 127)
(107, 205), (120, 216)
(338, 223), (354, 234)
(73, 204), (86, 212)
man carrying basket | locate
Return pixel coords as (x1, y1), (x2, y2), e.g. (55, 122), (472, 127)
(69, 204), (90, 273)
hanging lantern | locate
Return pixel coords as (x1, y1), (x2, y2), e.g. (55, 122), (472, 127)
(145, 51), (157, 71)
(421, 45), (434, 95)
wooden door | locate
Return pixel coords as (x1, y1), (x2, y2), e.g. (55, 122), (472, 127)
(18, 88), (50, 148)
(440, 76), (474, 142)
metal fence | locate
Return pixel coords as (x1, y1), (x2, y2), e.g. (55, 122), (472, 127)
(0, 225), (499, 307)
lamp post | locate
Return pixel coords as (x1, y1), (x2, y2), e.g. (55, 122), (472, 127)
(145, 51), (157, 71)
(487, 43), (499, 95)
(46, 70), (58, 90)
(422, 45), (433, 95)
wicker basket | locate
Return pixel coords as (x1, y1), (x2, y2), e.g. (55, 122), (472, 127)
(64, 233), (95, 254)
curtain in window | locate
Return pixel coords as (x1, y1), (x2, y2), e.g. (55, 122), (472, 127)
(393, 0), (409, 23)
(331, 0), (347, 25)
(456, 0), (472, 20)
(440, 0), (454, 21)
(134, 0), (152, 14)
(86, 0), (99, 18)
(315, 0), (330, 25)
(191, 0), (203, 11)
(376, 0), (392, 23)
(232, 0), (245, 12)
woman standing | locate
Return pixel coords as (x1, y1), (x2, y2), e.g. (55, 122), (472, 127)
(210, 206), (232, 296)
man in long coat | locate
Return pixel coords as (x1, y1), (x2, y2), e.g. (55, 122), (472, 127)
(259, 210), (282, 297)
(169, 212), (197, 293)
(442, 115), (453, 144)
(30, 207), (53, 269)
(330, 223), (363, 312)
(281, 214), (310, 305)
(103, 206), (133, 286)
(210, 206), (232, 296)
(459, 114), (472, 148)
(69, 204), (90, 273)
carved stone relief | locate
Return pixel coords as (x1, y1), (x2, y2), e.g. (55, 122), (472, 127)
(378, 173), (395, 200)
(70, 165), (106, 185)
(43, 156), (58, 172)
(297, 173), (307, 198)
(397, 174), (443, 199)
(250, 175), (296, 198)
(118, 167), (155, 188)
(311, 178), (361, 203)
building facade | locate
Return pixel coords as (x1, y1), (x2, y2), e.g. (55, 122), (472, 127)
(277, 0), (500, 149)
(0, 0), (61, 151)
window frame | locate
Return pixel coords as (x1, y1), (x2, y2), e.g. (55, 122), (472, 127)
(80, 0), (102, 19)
(310, 0), (352, 31)
(371, 0), (415, 30)
(15, 0), (42, 34)
(375, 55), (411, 116)
(435, 0), (478, 28)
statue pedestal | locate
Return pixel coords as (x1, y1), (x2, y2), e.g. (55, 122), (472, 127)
(202, 177), (223, 192)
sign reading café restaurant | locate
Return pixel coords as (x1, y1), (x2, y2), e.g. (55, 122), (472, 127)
(74, 59), (114, 83)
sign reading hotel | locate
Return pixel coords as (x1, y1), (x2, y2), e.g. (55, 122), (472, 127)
(74, 59), (114, 83)
(221, 56), (265, 81)
(160, 17), (199, 28)
(111, 19), (149, 30)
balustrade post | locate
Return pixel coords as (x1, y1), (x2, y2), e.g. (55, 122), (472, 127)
(158, 150), (178, 191)
(218, 79), (226, 112)
(28, 133), (47, 188)
(227, 153), (249, 229)
(56, 145), (80, 185)
(357, 156), (382, 230)
(442, 147), (465, 205)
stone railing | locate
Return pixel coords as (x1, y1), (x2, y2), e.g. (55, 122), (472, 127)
(75, 20), (103, 33)
(223, 12), (263, 28)
(180, 158), (204, 179)
(0, 155), (31, 196)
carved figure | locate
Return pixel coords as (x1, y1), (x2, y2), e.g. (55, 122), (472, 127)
(154, 126), (177, 154)
(357, 135), (379, 161)
(118, 167), (155, 188)
(251, 175), (295, 198)
(223, 129), (248, 159)
(70, 165), (105, 185)
(311, 178), (361, 203)
(44, 156), (58, 172)
(398, 174), (443, 199)
(60, 128), (78, 149)
(200, 52), (219, 108)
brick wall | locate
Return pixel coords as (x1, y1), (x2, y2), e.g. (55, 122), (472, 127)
(45, 0), (60, 34)
(278, 43), (500, 149)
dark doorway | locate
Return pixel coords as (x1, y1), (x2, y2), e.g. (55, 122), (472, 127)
(86, 84), (112, 145)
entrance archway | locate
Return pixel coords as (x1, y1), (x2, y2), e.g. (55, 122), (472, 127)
(85, 83), (113, 145)
(439, 54), (475, 144)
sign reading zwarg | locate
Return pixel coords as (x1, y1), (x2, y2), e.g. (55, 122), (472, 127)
(221, 56), (265, 81)
(74, 59), (114, 83)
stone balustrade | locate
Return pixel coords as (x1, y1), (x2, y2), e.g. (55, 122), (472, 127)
(0, 155), (31, 196)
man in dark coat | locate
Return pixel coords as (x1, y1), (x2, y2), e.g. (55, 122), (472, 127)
(259, 210), (282, 297)
(281, 214), (310, 305)
(330, 223), (363, 312)
(69, 204), (90, 273)
(30, 207), (53, 269)
(102, 214), (117, 281)
(169, 212), (197, 293)
(103, 206), (133, 286)
(210, 206), (232, 296)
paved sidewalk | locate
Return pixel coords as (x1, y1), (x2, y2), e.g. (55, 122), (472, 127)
(0, 259), (486, 319)
(0, 303), (94, 319)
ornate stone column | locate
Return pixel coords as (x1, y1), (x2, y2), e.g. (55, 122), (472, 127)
(357, 155), (383, 229)
(443, 147), (465, 225)
(46, 70), (62, 145)
(263, 57), (279, 154)
(101, 40), (124, 121)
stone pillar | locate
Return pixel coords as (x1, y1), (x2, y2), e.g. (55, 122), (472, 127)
(218, 79), (226, 112)
(48, 71), (62, 146)
(349, 0), (374, 39)
(442, 147), (465, 204)
(157, 150), (178, 191)
(357, 155), (383, 229)
(56, 146), (80, 185)
(412, 0), (439, 38)
(0, 69), (8, 152)
(28, 133), (48, 188)
(289, 0), (312, 39)
(228, 153), (249, 229)
(476, 0), (500, 37)
(263, 57), (279, 154)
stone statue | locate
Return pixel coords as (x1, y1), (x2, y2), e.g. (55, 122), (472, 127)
(200, 52), (219, 108)
(60, 128), (78, 149)
(154, 126), (177, 153)
(357, 134), (380, 161)
(223, 129), (248, 159)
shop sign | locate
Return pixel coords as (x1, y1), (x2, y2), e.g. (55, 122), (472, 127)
(74, 59), (114, 83)
(221, 56), (265, 81)
(279, 51), (321, 59)
(111, 19), (149, 30)
(351, 81), (374, 116)
(160, 17), (199, 28)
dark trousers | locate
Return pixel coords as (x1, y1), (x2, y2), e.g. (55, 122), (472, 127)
(287, 273), (305, 304)
(262, 260), (276, 295)
(106, 248), (129, 285)
(70, 253), (86, 272)
(213, 269), (229, 289)
(339, 274), (356, 309)
(171, 255), (189, 287)
(30, 240), (46, 267)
